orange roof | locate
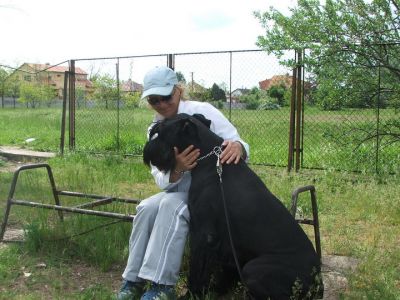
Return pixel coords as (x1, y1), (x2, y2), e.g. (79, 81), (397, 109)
(27, 63), (87, 75)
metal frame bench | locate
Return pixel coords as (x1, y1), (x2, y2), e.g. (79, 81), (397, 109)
(1, 163), (321, 260)
(0, 163), (139, 242)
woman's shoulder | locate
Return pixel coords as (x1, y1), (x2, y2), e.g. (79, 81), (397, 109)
(181, 100), (217, 112)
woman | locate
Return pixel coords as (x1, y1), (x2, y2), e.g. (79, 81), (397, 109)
(117, 66), (249, 300)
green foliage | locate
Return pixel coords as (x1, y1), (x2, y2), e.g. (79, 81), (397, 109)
(19, 81), (42, 108)
(255, 0), (400, 110)
(40, 84), (56, 107)
(239, 87), (278, 110)
(210, 83), (227, 101)
(122, 91), (141, 108)
(0, 67), (9, 97)
(0, 155), (399, 298)
(176, 71), (186, 83)
(255, 0), (400, 148)
(268, 84), (287, 106)
(188, 88), (212, 102)
(92, 74), (118, 109)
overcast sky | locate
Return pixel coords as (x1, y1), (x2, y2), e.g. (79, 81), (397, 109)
(0, 0), (295, 66)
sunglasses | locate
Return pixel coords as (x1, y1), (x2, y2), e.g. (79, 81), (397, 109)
(147, 88), (175, 106)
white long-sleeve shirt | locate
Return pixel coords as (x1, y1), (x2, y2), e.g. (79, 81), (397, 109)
(148, 100), (250, 191)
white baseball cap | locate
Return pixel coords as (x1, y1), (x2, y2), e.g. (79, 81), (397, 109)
(141, 66), (178, 99)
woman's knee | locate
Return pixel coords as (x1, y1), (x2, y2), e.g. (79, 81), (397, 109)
(159, 192), (189, 219)
(136, 192), (165, 216)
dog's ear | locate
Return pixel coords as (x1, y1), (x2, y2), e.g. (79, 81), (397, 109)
(148, 121), (161, 140)
(143, 138), (176, 171)
(181, 119), (198, 138)
(192, 114), (211, 128)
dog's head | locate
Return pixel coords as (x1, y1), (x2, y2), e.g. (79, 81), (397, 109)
(143, 113), (212, 172)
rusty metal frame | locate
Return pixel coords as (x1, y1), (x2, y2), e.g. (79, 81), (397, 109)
(0, 163), (138, 243)
(290, 185), (322, 260)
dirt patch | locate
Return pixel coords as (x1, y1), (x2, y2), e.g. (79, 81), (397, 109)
(0, 157), (25, 173)
(321, 255), (359, 300)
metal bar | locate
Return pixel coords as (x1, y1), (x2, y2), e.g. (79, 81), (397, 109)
(375, 47), (382, 174)
(297, 219), (314, 225)
(301, 49), (305, 168)
(2, 164), (48, 241)
(72, 49), (265, 62)
(310, 187), (322, 260)
(44, 164), (64, 221)
(290, 185), (322, 260)
(74, 197), (113, 209)
(10, 200), (135, 221)
(116, 59), (120, 152)
(287, 51), (297, 172)
(60, 71), (68, 155)
(167, 54), (175, 70)
(68, 60), (76, 150)
(295, 51), (302, 172)
(57, 191), (140, 204)
(229, 51), (232, 120)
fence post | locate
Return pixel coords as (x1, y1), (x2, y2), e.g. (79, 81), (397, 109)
(1, 81), (4, 108)
(167, 54), (175, 70)
(288, 51), (297, 172)
(60, 71), (69, 155)
(287, 50), (304, 172)
(295, 50), (303, 172)
(68, 60), (76, 150)
(116, 58), (120, 152)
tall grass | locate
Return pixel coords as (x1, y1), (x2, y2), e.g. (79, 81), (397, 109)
(0, 154), (399, 298)
(0, 107), (398, 173)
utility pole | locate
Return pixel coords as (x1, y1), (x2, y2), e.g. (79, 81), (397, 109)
(190, 72), (194, 93)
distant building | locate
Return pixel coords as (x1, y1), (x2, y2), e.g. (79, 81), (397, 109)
(259, 73), (312, 92)
(9, 63), (93, 99)
(228, 88), (250, 103)
(259, 74), (293, 90)
(120, 79), (143, 94)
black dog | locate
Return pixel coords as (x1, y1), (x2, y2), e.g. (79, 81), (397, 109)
(143, 113), (323, 299)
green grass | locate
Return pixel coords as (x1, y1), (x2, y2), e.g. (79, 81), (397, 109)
(0, 106), (398, 173)
(0, 154), (399, 299)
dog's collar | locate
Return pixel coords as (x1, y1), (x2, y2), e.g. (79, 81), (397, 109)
(197, 145), (222, 162)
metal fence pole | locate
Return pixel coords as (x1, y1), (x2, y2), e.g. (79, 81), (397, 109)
(375, 47), (382, 174)
(167, 54), (175, 70)
(60, 71), (69, 155)
(229, 51), (232, 120)
(295, 50), (303, 172)
(116, 58), (120, 152)
(287, 51), (297, 172)
(68, 60), (76, 150)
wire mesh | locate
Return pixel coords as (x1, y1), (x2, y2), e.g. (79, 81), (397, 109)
(1, 47), (399, 174)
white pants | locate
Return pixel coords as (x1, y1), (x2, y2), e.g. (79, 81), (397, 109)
(122, 191), (190, 285)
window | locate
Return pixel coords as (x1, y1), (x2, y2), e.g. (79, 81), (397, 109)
(24, 75), (31, 82)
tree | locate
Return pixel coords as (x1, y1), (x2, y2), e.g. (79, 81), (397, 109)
(19, 82), (41, 108)
(255, 0), (400, 110)
(255, 0), (400, 147)
(268, 84), (287, 106)
(239, 87), (276, 110)
(92, 74), (118, 109)
(0, 67), (8, 107)
(210, 83), (227, 101)
(122, 91), (141, 108)
(176, 71), (186, 83)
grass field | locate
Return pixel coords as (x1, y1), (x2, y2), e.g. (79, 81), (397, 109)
(0, 154), (399, 299)
(0, 106), (399, 174)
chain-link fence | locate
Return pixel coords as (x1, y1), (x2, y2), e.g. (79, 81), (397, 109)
(68, 51), (294, 167)
(1, 48), (399, 174)
(301, 43), (400, 174)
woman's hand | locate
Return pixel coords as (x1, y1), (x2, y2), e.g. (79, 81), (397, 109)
(170, 145), (200, 182)
(220, 141), (244, 164)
